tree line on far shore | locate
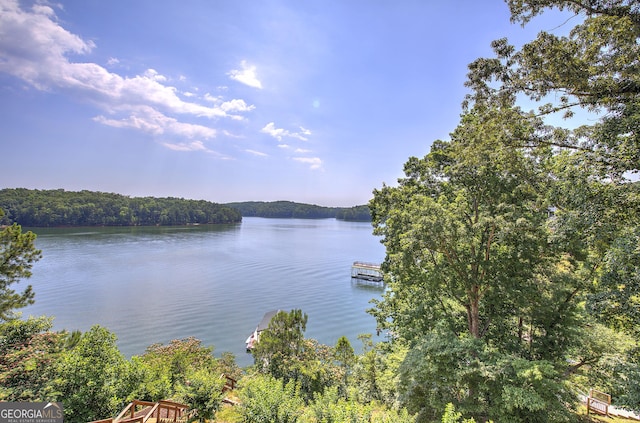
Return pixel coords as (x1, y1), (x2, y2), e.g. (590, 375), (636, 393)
(0, 189), (372, 227)
(225, 201), (371, 221)
(0, 188), (242, 227)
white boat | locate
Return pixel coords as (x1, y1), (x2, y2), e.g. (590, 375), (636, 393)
(245, 310), (280, 351)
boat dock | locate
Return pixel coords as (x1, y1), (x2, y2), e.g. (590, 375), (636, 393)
(351, 261), (383, 282)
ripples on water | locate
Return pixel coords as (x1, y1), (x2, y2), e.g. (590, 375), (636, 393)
(24, 218), (386, 366)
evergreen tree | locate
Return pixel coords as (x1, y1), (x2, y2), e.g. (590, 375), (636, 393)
(0, 209), (42, 320)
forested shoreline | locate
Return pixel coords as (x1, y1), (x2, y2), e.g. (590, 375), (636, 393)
(0, 188), (242, 227)
(225, 201), (371, 221)
(0, 189), (371, 227)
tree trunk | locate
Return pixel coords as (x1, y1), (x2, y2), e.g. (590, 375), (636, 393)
(468, 285), (481, 338)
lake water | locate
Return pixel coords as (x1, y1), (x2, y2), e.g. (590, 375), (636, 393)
(23, 217), (386, 366)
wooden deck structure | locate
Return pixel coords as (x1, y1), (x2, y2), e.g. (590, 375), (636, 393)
(89, 400), (192, 423)
(88, 375), (238, 423)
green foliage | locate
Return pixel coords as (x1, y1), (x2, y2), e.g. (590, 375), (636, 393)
(399, 330), (576, 423)
(369, 105), (596, 420)
(126, 356), (172, 402)
(0, 188), (241, 227)
(0, 213), (42, 320)
(218, 350), (243, 382)
(467, 0), (640, 120)
(334, 205), (372, 222)
(334, 336), (356, 397)
(463, 0), (640, 410)
(225, 201), (371, 221)
(239, 375), (304, 423)
(176, 368), (225, 423)
(0, 316), (63, 401)
(301, 386), (415, 423)
(252, 309), (308, 381)
(225, 201), (337, 219)
(55, 325), (130, 423)
(294, 338), (339, 401)
(589, 227), (640, 338)
(251, 310), (345, 400)
(616, 350), (640, 411)
(369, 107), (558, 345)
(352, 334), (384, 404)
(441, 403), (476, 423)
(0, 314), (237, 422)
(398, 331), (487, 421)
(128, 337), (223, 402)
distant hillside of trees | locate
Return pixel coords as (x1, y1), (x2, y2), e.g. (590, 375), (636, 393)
(0, 189), (371, 227)
(0, 188), (242, 227)
(224, 201), (371, 221)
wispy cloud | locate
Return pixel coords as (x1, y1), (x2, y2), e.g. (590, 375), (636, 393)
(162, 140), (211, 152)
(228, 60), (263, 89)
(94, 106), (216, 139)
(0, 0), (254, 146)
(293, 157), (323, 170)
(261, 122), (310, 141)
(246, 149), (268, 157)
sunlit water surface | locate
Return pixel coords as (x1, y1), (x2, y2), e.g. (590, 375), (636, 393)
(24, 217), (386, 366)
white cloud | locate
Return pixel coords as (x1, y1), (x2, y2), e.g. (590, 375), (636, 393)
(246, 149), (268, 157)
(143, 68), (167, 82)
(107, 57), (120, 66)
(293, 157), (323, 170)
(93, 106), (216, 139)
(161, 140), (232, 159)
(204, 93), (220, 103)
(261, 122), (310, 141)
(221, 99), (255, 113)
(162, 140), (209, 152)
(261, 122), (286, 141)
(0, 0), (254, 149)
(227, 60), (262, 89)
(295, 148), (312, 153)
(222, 130), (243, 138)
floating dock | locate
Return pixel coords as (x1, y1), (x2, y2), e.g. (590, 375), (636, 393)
(351, 261), (383, 282)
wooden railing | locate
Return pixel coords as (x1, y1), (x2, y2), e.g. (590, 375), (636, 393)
(222, 374), (237, 392)
(87, 374), (239, 423)
(587, 389), (611, 416)
(89, 400), (190, 423)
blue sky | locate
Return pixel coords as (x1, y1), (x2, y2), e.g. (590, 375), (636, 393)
(0, 0), (573, 206)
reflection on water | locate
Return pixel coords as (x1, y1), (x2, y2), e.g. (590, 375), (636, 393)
(24, 218), (385, 366)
